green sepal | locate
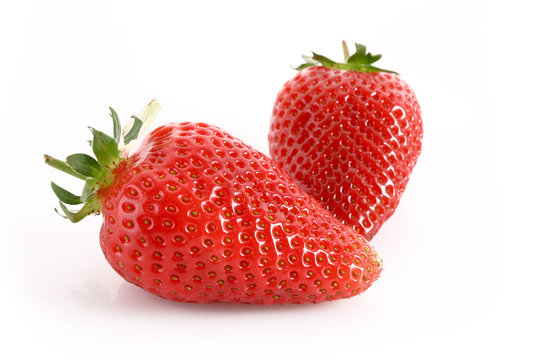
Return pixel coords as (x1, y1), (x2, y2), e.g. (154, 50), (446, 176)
(44, 155), (87, 181)
(295, 42), (397, 74)
(51, 182), (82, 205)
(310, 52), (339, 68)
(90, 127), (120, 167)
(296, 55), (320, 70)
(123, 116), (143, 145)
(56, 197), (100, 223)
(66, 153), (102, 178)
(110, 107), (121, 143)
(80, 182), (92, 202)
(347, 43), (382, 65)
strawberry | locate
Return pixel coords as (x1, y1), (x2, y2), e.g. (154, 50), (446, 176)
(45, 100), (382, 304)
(269, 42), (423, 241)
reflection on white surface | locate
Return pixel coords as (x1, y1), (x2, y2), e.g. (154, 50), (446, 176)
(68, 280), (343, 313)
(70, 281), (114, 310)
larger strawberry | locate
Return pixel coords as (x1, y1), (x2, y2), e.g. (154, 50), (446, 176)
(46, 101), (382, 304)
(269, 43), (422, 240)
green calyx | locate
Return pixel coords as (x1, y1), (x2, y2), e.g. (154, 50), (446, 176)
(45, 99), (161, 222)
(296, 41), (397, 74)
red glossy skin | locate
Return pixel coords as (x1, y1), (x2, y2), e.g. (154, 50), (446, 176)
(98, 122), (382, 304)
(269, 66), (422, 240)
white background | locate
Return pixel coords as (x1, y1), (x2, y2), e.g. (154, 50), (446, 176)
(1, 0), (539, 358)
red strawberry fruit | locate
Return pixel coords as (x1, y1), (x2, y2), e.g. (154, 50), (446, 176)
(46, 101), (382, 304)
(269, 42), (423, 241)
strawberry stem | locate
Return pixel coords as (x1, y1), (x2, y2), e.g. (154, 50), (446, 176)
(342, 40), (350, 61)
(119, 99), (161, 155)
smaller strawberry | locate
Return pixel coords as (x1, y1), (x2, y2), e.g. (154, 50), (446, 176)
(269, 42), (423, 241)
(46, 101), (382, 305)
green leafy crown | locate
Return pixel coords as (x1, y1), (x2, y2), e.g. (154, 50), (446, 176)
(296, 41), (397, 74)
(44, 100), (161, 222)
